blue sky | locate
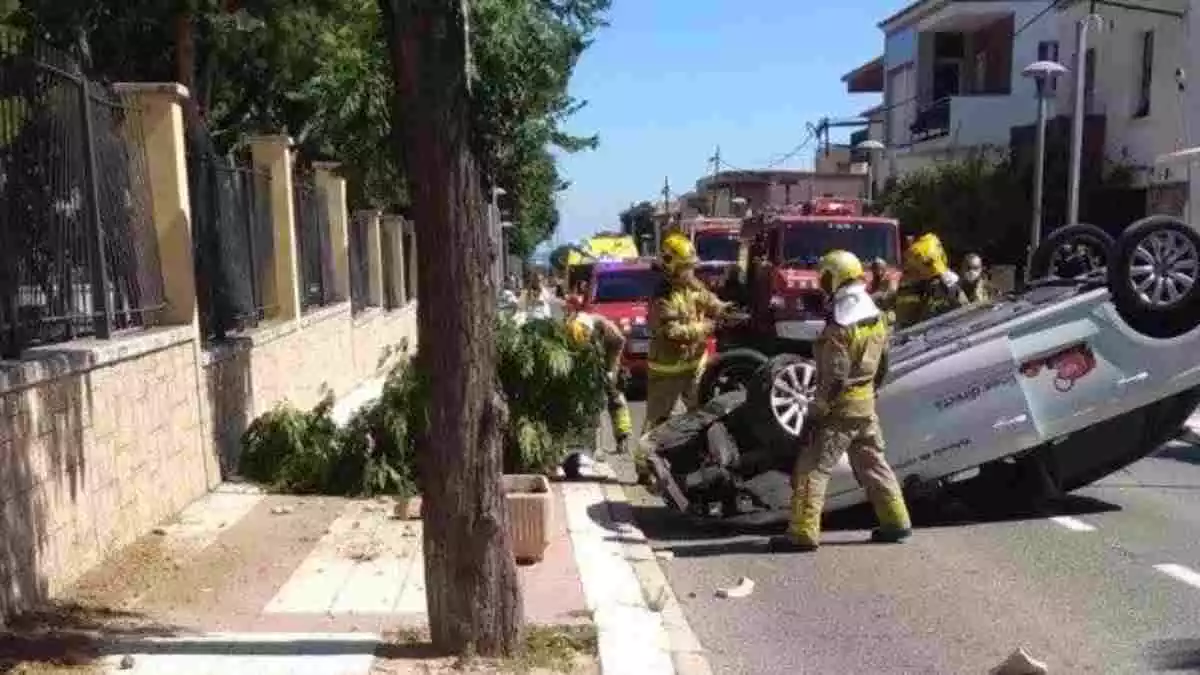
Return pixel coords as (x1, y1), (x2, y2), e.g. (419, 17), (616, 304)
(547, 0), (910, 249)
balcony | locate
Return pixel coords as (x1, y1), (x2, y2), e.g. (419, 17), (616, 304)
(903, 94), (1032, 150)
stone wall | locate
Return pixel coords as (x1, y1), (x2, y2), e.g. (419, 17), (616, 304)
(0, 301), (417, 614)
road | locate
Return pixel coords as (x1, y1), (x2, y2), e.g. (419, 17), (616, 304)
(597, 400), (1200, 675)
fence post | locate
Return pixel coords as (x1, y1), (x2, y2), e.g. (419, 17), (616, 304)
(312, 162), (350, 303)
(111, 83), (198, 327)
(247, 135), (302, 321)
(381, 215), (407, 304)
(357, 210), (385, 306)
(78, 77), (112, 338)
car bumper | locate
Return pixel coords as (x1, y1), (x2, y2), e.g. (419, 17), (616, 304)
(775, 319), (824, 342)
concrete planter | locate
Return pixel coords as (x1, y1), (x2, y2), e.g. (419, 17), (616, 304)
(502, 474), (554, 565)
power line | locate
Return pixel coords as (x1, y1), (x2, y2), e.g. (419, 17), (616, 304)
(1015, 0), (1066, 38)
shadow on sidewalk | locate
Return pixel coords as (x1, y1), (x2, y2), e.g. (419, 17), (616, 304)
(0, 601), (183, 670)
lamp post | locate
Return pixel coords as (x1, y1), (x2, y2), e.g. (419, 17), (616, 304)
(1021, 60), (1068, 283)
(854, 139), (886, 208)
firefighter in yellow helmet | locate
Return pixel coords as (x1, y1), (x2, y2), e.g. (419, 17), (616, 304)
(770, 249), (912, 552)
(891, 232), (968, 329)
(563, 295), (635, 456)
(634, 231), (730, 485)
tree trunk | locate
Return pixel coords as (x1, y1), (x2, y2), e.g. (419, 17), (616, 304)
(377, 0), (523, 657)
(174, 10), (197, 98)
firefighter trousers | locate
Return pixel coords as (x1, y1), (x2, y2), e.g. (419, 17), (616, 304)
(634, 361), (706, 482)
(788, 415), (911, 545)
(606, 380), (633, 448)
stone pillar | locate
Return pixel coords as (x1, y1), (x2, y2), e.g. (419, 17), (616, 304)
(357, 210), (384, 307)
(313, 162), (350, 302)
(382, 214), (407, 305)
(404, 218), (418, 302)
(247, 135), (302, 321)
(111, 83), (196, 326)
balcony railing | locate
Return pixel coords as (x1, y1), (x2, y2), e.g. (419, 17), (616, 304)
(910, 98), (951, 141)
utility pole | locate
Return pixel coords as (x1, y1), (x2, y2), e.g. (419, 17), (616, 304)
(658, 176), (670, 255)
(707, 145), (721, 216)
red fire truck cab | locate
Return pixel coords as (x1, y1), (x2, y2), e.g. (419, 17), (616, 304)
(737, 198), (901, 353)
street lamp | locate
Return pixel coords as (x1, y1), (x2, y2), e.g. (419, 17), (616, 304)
(1021, 60), (1068, 283)
(854, 139), (886, 207)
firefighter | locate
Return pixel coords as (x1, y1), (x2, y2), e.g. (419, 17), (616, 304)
(867, 257), (897, 325)
(960, 253), (993, 304)
(563, 296), (634, 456)
(892, 232), (968, 329)
(635, 231), (729, 485)
(770, 250), (912, 552)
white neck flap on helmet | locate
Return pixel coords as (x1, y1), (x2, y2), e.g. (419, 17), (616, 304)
(832, 280), (881, 327)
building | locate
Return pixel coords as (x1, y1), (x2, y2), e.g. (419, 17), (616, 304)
(857, 0), (1060, 179)
(695, 169), (869, 217)
(1050, 0), (1190, 216)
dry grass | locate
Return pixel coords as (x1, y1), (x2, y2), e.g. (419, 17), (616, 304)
(373, 625), (599, 674)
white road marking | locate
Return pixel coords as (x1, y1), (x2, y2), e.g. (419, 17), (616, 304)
(1050, 516), (1097, 532)
(1154, 563), (1200, 590)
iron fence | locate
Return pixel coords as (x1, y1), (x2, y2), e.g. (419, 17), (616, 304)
(293, 168), (336, 311)
(185, 105), (275, 341)
(0, 31), (165, 358)
(348, 212), (372, 312)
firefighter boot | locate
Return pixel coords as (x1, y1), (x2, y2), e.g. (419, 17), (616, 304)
(869, 492), (913, 544)
(769, 472), (823, 553)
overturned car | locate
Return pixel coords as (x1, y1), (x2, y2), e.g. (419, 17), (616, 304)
(644, 217), (1200, 527)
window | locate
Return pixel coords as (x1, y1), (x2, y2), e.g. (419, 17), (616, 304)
(1084, 47), (1096, 112)
(1037, 41), (1060, 94)
(973, 50), (988, 93)
(1135, 30), (1154, 118)
(780, 222), (899, 267)
(591, 268), (660, 303)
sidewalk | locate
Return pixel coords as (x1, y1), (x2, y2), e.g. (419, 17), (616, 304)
(0, 473), (681, 674)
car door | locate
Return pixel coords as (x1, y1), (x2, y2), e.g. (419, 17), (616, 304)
(839, 335), (1039, 496)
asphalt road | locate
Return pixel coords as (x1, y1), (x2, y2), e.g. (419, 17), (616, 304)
(597, 400), (1200, 675)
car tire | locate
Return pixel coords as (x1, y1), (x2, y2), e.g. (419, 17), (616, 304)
(697, 348), (770, 404)
(1107, 215), (1200, 339)
(1029, 223), (1115, 281)
(747, 354), (818, 449)
(647, 390), (748, 473)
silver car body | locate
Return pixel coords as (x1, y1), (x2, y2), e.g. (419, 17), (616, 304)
(819, 282), (1200, 511)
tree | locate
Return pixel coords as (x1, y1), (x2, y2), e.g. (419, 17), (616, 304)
(619, 200), (656, 254)
(377, 0), (522, 657)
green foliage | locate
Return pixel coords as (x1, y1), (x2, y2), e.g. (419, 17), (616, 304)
(494, 316), (606, 473)
(239, 395), (342, 494)
(239, 363), (423, 497)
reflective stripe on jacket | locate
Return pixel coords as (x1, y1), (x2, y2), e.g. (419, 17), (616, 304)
(813, 314), (890, 419)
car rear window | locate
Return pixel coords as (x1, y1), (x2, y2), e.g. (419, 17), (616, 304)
(592, 268), (660, 303)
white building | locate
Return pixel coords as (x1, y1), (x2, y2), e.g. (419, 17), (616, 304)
(1051, 0), (1190, 215)
(856, 0), (1061, 179)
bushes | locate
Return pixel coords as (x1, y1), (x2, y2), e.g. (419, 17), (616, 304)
(239, 316), (606, 494)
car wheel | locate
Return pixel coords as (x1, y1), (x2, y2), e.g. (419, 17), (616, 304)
(1106, 215), (1200, 338)
(1029, 223), (1115, 280)
(748, 354), (817, 448)
(697, 348), (770, 404)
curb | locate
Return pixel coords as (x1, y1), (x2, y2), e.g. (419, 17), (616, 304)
(598, 480), (714, 675)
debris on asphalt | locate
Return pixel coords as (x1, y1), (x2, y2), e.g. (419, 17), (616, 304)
(151, 526), (168, 535)
(119, 654), (135, 669)
(715, 577), (755, 599)
(270, 505), (295, 515)
(655, 550), (675, 561)
(989, 647), (1049, 675)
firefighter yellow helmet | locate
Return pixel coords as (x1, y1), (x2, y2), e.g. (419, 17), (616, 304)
(565, 317), (592, 345)
(660, 231), (698, 277)
(904, 233), (950, 281)
(818, 249), (865, 295)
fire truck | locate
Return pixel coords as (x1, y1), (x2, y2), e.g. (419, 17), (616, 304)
(678, 216), (744, 298)
(722, 197), (902, 354)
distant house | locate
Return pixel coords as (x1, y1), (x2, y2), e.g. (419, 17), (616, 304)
(867, 0), (1060, 180)
(694, 169), (868, 217)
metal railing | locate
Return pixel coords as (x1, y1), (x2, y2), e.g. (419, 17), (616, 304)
(293, 167), (336, 311)
(0, 31), (164, 358)
(910, 97), (951, 141)
(348, 211), (372, 312)
(185, 105), (275, 341)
